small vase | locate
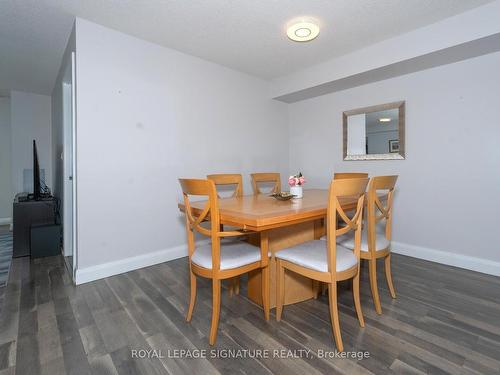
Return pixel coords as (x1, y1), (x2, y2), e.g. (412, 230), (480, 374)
(290, 185), (303, 199)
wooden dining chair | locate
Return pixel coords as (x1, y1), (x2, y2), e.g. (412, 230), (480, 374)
(179, 178), (270, 345)
(337, 175), (398, 314)
(207, 173), (244, 296)
(318, 173), (369, 296)
(250, 173), (281, 195)
(334, 172), (369, 180)
(207, 174), (243, 198)
(275, 178), (369, 351)
(332, 172), (369, 228)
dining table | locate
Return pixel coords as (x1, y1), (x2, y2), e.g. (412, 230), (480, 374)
(178, 189), (365, 308)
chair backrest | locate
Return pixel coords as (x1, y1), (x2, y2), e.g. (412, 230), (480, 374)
(207, 174), (243, 198)
(250, 173), (281, 195)
(366, 176), (398, 251)
(334, 172), (369, 180)
(325, 178), (369, 275)
(179, 178), (222, 270)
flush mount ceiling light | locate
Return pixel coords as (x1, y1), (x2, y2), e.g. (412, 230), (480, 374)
(379, 118), (391, 123)
(286, 20), (320, 42)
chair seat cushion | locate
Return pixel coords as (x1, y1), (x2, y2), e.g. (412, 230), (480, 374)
(275, 240), (357, 272)
(335, 230), (390, 252)
(192, 240), (264, 270)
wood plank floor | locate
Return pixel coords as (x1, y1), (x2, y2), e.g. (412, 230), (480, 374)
(0, 253), (499, 375)
(0, 225), (11, 309)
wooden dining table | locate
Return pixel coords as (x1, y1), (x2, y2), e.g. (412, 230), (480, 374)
(178, 189), (363, 308)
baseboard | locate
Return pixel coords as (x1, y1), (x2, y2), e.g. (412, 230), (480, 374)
(392, 241), (500, 277)
(74, 240), (209, 285)
(0, 217), (12, 226)
(74, 239), (500, 285)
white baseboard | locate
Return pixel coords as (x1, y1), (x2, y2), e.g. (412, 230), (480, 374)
(74, 239), (500, 285)
(74, 240), (209, 285)
(0, 217), (12, 226)
(392, 241), (500, 277)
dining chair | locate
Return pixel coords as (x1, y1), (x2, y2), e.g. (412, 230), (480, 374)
(179, 178), (270, 345)
(332, 172), (369, 229)
(333, 172), (369, 180)
(337, 175), (398, 314)
(275, 178), (369, 351)
(207, 173), (244, 296)
(250, 173), (281, 195)
(207, 173), (243, 198)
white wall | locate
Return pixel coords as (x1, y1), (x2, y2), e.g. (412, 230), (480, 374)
(74, 19), (288, 280)
(10, 91), (52, 195)
(0, 98), (12, 222)
(288, 51), (500, 270)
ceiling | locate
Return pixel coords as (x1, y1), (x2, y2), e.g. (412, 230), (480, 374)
(0, 0), (494, 95)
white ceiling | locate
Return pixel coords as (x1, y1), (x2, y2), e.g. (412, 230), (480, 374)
(0, 0), (494, 95)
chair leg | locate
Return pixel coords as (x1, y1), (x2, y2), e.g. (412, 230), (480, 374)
(233, 277), (240, 295)
(228, 277), (239, 297)
(368, 259), (382, 315)
(186, 269), (197, 322)
(262, 266), (270, 321)
(209, 278), (221, 345)
(321, 282), (328, 296)
(385, 254), (396, 299)
(328, 282), (344, 352)
(276, 260), (285, 321)
(352, 266), (365, 327)
(312, 281), (320, 299)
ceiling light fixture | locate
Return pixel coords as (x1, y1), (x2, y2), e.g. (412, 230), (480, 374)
(287, 20), (320, 42)
(379, 118), (391, 123)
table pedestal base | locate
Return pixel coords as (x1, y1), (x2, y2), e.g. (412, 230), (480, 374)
(247, 219), (324, 308)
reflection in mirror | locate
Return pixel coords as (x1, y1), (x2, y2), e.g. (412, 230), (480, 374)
(343, 101), (405, 160)
(366, 109), (399, 154)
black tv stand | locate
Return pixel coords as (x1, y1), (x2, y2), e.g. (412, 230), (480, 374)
(20, 193), (53, 202)
(12, 196), (58, 257)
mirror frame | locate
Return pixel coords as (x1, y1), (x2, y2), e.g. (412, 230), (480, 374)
(343, 101), (405, 160)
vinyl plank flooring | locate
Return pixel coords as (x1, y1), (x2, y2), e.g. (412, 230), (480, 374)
(0, 368), (14, 375)
(79, 324), (107, 360)
(40, 357), (66, 375)
(0, 268), (21, 346)
(223, 321), (312, 375)
(15, 275), (41, 375)
(37, 311), (64, 366)
(396, 352), (450, 375)
(56, 311), (92, 375)
(0, 341), (15, 371)
(1, 254), (500, 375)
(389, 358), (426, 374)
(88, 354), (118, 375)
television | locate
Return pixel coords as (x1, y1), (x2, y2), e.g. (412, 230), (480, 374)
(33, 140), (41, 200)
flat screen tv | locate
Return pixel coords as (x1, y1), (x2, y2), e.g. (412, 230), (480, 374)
(33, 140), (41, 200)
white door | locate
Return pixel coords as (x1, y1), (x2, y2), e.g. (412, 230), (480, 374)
(62, 52), (77, 278)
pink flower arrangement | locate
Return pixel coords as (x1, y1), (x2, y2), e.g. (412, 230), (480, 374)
(288, 172), (306, 186)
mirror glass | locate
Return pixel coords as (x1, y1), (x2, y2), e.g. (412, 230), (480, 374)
(343, 101), (405, 160)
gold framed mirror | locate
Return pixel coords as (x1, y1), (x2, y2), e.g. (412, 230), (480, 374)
(343, 101), (405, 160)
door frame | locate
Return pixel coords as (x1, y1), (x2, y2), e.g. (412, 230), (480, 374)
(71, 51), (77, 281)
(62, 51), (78, 282)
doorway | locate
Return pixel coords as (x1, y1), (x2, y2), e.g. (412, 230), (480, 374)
(62, 52), (77, 280)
